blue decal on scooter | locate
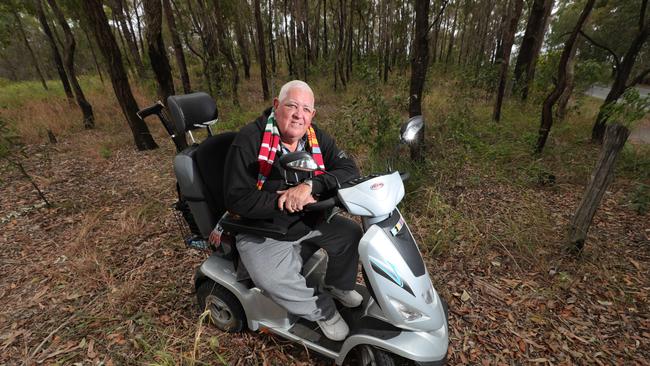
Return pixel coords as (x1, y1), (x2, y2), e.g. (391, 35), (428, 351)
(369, 257), (415, 296)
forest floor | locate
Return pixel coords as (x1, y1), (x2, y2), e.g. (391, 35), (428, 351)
(1, 73), (649, 365)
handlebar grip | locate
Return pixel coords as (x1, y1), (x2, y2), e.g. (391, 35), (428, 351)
(303, 197), (338, 212)
(137, 101), (164, 120)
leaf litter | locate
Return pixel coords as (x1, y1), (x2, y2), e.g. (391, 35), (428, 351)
(0, 129), (648, 365)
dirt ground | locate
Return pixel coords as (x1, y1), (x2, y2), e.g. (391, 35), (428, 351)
(1, 126), (649, 365)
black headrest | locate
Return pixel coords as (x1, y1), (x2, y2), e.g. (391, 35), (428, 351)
(167, 92), (218, 134)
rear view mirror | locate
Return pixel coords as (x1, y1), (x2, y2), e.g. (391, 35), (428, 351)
(279, 151), (319, 172)
(400, 115), (423, 143)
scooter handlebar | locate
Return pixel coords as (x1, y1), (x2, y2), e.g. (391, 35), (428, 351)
(137, 101), (164, 120)
(303, 196), (339, 212)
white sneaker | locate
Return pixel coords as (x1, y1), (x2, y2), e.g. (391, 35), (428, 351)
(316, 310), (349, 341)
(324, 285), (363, 308)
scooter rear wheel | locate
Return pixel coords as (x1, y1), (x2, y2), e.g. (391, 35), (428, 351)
(197, 280), (246, 332)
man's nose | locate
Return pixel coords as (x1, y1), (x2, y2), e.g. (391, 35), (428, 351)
(292, 107), (304, 119)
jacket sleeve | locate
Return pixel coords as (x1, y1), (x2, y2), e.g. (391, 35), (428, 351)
(223, 139), (279, 219)
(311, 129), (359, 195)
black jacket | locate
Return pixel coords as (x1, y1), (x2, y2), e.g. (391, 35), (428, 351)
(223, 108), (359, 241)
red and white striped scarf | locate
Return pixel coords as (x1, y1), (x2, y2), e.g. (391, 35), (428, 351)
(256, 110), (325, 190)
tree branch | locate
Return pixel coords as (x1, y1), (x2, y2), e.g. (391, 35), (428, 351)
(426, 0), (450, 35)
(579, 30), (621, 69)
(626, 67), (650, 88)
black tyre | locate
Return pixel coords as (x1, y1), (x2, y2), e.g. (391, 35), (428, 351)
(346, 345), (397, 366)
(196, 280), (246, 332)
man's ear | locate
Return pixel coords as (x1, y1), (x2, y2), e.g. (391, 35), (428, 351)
(273, 98), (280, 110)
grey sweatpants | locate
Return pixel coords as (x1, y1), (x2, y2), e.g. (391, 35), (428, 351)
(236, 215), (362, 321)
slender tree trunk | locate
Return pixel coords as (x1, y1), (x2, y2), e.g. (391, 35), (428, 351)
(213, 0), (240, 106)
(113, 12), (135, 76)
(163, 0), (192, 93)
(255, 0), (270, 100)
(513, 0), (554, 100)
(314, 0), (321, 60)
(323, 0), (328, 56)
(47, 0), (95, 129)
(568, 123), (630, 252)
(556, 42), (578, 121)
(123, 0), (140, 52)
(536, 0), (595, 154)
(35, 0), (73, 102)
(12, 8), (48, 90)
(134, 0), (146, 53)
(110, 0), (146, 75)
(591, 9), (649, 143)
(82, 26), (104, 84)
(268, 0), (277, 74)
(194, 0), (223, 93)
(493, 0), (524, 122)
(233, 7), (251, 80)
(445, 3), (458, 64)
(143, 0), (176, 102)
(283, 0), (294, 76)
(81, 0), (158, 150)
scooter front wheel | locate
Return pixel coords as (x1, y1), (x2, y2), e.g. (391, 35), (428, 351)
(196, 280), (246, 332)
(347, 345), (397, 366)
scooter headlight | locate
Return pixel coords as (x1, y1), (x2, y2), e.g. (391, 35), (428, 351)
(389, 298), (423, 321)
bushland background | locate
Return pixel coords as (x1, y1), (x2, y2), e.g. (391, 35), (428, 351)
(0, 0), (648, 364)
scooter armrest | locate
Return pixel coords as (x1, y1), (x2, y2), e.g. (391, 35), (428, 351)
(220, 214), (288, 239)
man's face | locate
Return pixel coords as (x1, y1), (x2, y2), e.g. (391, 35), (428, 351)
(273, 87), (316, 142)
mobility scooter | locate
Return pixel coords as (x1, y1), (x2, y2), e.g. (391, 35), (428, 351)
(138, 92), (449, 365)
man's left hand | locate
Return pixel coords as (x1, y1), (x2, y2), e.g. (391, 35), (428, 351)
(277, 183), (316, 213)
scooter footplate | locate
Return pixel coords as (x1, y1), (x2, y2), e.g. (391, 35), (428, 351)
(288, 319), (344, 352)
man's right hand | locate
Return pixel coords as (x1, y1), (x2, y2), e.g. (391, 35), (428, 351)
(277, 183), (316, 213)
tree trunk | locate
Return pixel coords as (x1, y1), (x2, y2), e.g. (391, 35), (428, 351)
(493, 0), (524, 122)
(445, 2), (459, 64)
(82, 26), (104, 84)
(47, 0), (95, 129)
(233, 6), (251, 80)
(255, 0), (270, 100)
(556, 41), (578, 121)
(109, 0), (146, 76)
(408, 0), (430, 161)
(513, 0), (554, 100)
(163, 0), (192, 93)
(12, 8), (48, 90)
(133, 0), (146, 53)
(81, 0), (158, 150)
(568, 123), (630, 252)
(143, 0), (176, 102)
(283, 0), (294, 76)
(536, 0), (595, 154)
(35, 0), (73, 102)
(591, 8), (649, 143)
(323, 0), (328, 56)
(194, 0), (223, 94)
(212, 0), (240, 106)
(268, 0), (277, 74)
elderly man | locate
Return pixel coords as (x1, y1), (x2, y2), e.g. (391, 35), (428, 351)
(223, 80), (362, 341)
